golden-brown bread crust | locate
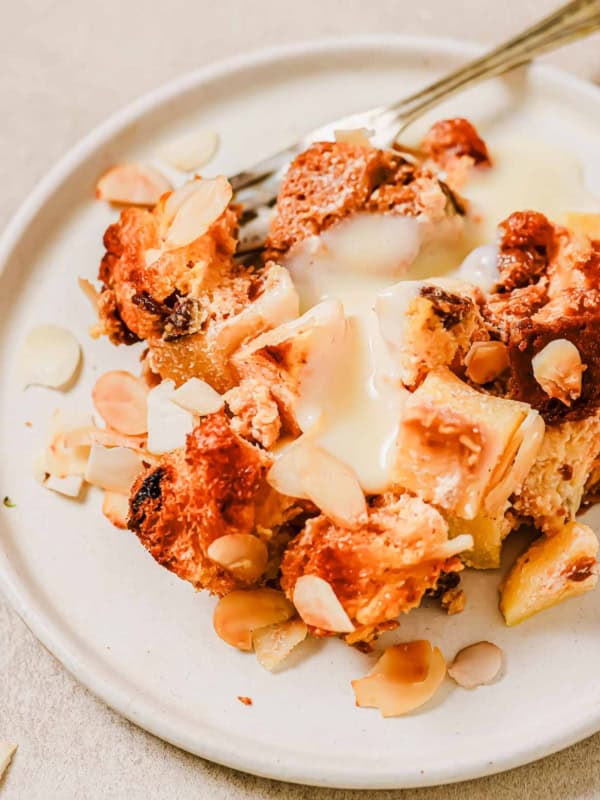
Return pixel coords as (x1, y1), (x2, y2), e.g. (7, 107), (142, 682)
(421, 118), (491, 169)
(280, 495), (462, 629)
(128, 412), (299, 595)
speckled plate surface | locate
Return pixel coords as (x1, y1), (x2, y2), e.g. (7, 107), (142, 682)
(1, 36), (600, 789)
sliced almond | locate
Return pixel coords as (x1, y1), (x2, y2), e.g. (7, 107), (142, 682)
(164, 176), (232, 249)
(465, 341), (509, 384)
(146, 380), (194, 454)
(0, 742), (17, 780)
(352, 643), (446, 717)
(369, 641), (433, 683)
(92, 370), (148, 436)
(293, 574), (354, 633)
(102, 491), (130, 529)
(20, 325), (80, 389)
(162, 128), (219, 171)
(172, 378), (224, 416)
(433, 533), (474, 559)
(207, 533), (268, 582)
(84, 444), (144, 493)
(252, 618), (308, 671)
(78, 277), (100, 311)
(89, 427), (148, 453)
(44, 410), (92, 477)
(95, 163), (171, 206)
(532, 339), (585, 406)
(44, 473), (84, 498)
(144, 248), (163, 267)
(295, 441), (366, 528)
(213, 588), (295, 651)
(448, 641), (503, 689)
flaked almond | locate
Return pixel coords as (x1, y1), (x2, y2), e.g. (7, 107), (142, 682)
(102, 491), (130, 529)
(162, 128), (219, 171)
(95, 163), (171, 206)
(89, 427), (148, 453)
(146, 379), (194, 454)
(207, 533), (268, 582)
(84, 444), (144, 493)
(293, 574), (354, 633)
(334, 128), (372, 146)
(172, 378), (224, 416)
(434, 533), (474, 559)
(164, 176), (232, 249)
(252, 618), (308, 671)
(448, 641), (503, 689)
(0, 742), (17, 781)
(92, 371), (148, 436)
(44, 410), (93, 477)
(371, 641), (432, 683)
(213, 588), (295, 651)
(352, 642), (446, 717)
(44, 473), (84, 498)
(295, 441), (366, 528)
(532, 339), (585, 406)
(465, 340), (509, 384)
(78, 277), (100, 311)
(20, 325), (80, 389)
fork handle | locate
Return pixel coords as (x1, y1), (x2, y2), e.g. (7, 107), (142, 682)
(385, 0), (600, 134)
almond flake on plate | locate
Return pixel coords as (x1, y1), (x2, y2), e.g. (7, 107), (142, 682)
(0, 742), (17, 780)
(334, 128), (373, 146)
(161, 128), (219, 171)
(84, 444), (144, 493)
(92, 370), (148, 436)
(44, 473), (84, 498)
(352, 641), (447, 717)
(448, 641), (503, 690)
(293, 574), (354, 633)
(95, 163), (172, 206)
(20, 325), (80, 389)
(171, 378), (224, 416)
(164, 176), (232, 249)
(252, 618), (308, 671)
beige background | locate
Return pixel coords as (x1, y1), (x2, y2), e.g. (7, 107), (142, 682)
(1, 1), (600, 797)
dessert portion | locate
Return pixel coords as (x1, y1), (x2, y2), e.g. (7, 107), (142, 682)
(33, 115), (600, 714)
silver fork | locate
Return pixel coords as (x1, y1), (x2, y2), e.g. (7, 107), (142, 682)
(234, 0), (600, 252)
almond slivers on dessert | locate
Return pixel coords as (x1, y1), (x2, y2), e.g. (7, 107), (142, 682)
(27, 117), (600, 716)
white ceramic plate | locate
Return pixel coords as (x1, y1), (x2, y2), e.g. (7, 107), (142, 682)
(1, 36), (600, 790)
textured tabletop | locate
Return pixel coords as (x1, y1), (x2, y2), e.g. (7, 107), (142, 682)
(1, 1), (600, 797)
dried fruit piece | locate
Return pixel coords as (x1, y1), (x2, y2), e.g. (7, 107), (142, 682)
(102, 491), (129, 529)
(293, 574), (355, 633)
(532, 339), (585, 406)
(500, 521), (598, 626)
(20, 325), (80, 389)
(352, 642), (446, 717)
(92, 371), (148, 436)
(146, 380), (194, 454)
(0, 742), (17, 780)
(95, 163), (171, 206)
(465, 340), (509, 384)
(161, 128), (219, 171)
(164, 176), (232, 249)
(213, 588), (295, 651)
(207, 533), (268, 582)
(84, 444), (144, 493)
(448, 641), (503, 689)
(252, 618), (308, 670)
(172, 378), (224, 416)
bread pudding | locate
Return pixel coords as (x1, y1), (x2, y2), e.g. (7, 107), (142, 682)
(35, 116), (600, 712)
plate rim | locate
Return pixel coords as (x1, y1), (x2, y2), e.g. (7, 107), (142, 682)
(2, 34), (600, 789)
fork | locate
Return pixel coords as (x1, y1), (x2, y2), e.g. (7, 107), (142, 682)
(234, 0), (600, 253)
